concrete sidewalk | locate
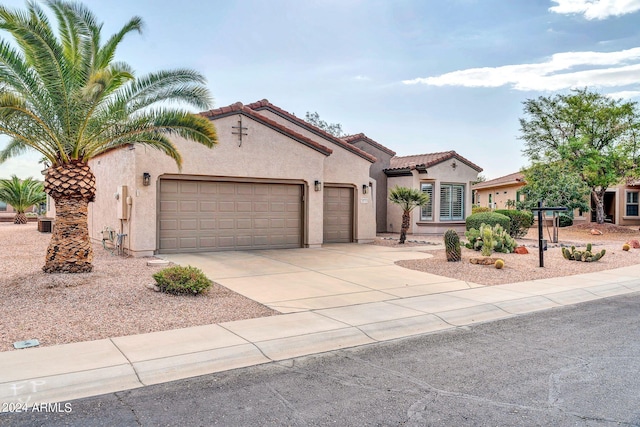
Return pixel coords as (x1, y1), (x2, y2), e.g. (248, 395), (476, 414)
(2, 244), (639, 406)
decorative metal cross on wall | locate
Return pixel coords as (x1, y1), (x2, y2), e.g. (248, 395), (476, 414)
(232, 115), (248, 147)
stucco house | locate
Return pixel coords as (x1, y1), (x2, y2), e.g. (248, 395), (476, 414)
(344, 133), (396, 233)
(383, 152), (483, 234)
(57, 100), (377, 256)
(472, 171), (640, 226)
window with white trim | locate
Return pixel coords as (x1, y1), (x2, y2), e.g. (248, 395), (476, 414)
(420, 183), (433, 221)
(440, 184), (464, 220)
(0, 201), (6, 212)
(626, 191), (639, 216)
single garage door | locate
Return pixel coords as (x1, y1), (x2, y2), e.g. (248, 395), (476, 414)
(323, 186), (354, 243)
(159, 180), (303, 253)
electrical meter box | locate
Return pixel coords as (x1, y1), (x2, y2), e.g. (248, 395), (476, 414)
(117, 185), (129, 220)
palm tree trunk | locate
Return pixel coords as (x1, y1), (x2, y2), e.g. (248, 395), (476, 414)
(400, 210), (410, 244)
(14, 212), (27, 224)
(43, 196), (93, 273)
(43, 161), (96, 273)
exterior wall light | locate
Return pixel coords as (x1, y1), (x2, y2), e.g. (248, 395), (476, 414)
(143, 172), (151, 186)
(314, 180), (321, 191)
(362, 184), (368, 194)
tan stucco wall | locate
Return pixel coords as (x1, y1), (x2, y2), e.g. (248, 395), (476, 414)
(474, 183), (524, 209)
(254, 110), (376, 242)
(87, 147), (138, 253)
(387, 159), (480, 235)
(87, 112), (376, 255)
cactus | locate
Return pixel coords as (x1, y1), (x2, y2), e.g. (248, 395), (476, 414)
(481, 225), (494, 257)
(465, 223), (517, 256)
(623, 243), (631, 251)
(444, 229), (461, 262)
(561, 244), (605, 262)
(494, 259), (504, 269)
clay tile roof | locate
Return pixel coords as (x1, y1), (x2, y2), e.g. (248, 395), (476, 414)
(472, 172), (525, 190)
(245, 99), (377, 163)
(201, 102), (333, 156)
(343, 133), (396, 156)
(387, 151), (483, 172)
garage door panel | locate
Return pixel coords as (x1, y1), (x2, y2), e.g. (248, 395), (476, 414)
(159, 180), (302, 253)
(323, 186), (353, 243)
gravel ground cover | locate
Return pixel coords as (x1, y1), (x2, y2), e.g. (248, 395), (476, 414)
(0, 223), (277, 352)
(394, 223), (640, 285)
(2, 222), (639, 351)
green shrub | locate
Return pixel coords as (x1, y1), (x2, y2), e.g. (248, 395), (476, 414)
(494, 209), (534, 238)
(153, 265), (212, 295)
(465, 223), (517, 254)
(471, 206), (492, 214)
(558, 213), (573, 227)
(465, 212), (510, 233)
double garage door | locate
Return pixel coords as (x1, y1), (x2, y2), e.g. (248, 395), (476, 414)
(158, 179), (355, 253)
(159, 180), (303, 253)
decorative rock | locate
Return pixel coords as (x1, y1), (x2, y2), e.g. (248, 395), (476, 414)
(590, 229), (603, 235)
(147, 259), (170, 267)
(146, 283), (161, 292)
(470, 257), (500, 265)
(514, 246), (529, 255)
(629, 239), (640, 249)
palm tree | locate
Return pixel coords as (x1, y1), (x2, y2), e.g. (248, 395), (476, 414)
(0, 1), (218, 273)
(388, 186), (430, 244)
(0, 175), (46, 224)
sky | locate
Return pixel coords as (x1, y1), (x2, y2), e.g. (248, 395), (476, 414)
(1, 0), (640, 180)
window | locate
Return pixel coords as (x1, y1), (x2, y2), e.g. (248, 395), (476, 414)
(488, 193), (492, 208)
(626, 191), (639, 216)
(0, 201), (6, 212)
(440, 184), (464, 220)
(420, 183), (434, 220)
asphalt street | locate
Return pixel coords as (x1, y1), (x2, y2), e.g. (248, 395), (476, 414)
(3, 292), (640, 427)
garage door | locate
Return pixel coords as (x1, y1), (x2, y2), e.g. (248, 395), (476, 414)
(159, 180), (303, 253)
(323, 186), (354, 243)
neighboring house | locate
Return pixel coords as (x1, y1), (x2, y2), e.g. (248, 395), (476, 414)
(383, 152), (483, 234)
(472, 172), (525, 210)
(344, 133), (396, 233)
(472, 171), (640, 226)
(56, 100), (377, 256)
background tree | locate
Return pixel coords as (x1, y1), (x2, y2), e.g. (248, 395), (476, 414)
(518, 161), (591, 213)
(0, 1), (218, 273)
(471, 173), (486, 186)
(305, 111), (345, 137)
(388, 186), (430, 244)
(519, 88), (639, 224)
(0, 175), (46, 224)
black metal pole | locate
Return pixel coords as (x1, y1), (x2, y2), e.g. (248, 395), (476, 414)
(538, 201), (544, 268)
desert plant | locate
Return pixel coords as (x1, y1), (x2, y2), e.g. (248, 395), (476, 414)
(388, 186), (430, 244)
(494, 259), (505, 269)
(494, 209), (534, 238)
(465, 223), (517, 255)
(465, 212), (510, 233)
(443, 229), (461, 262)
(0, 176), (46, 224)
(0, 2), (218, 273)
(152, 265), (212, 295)
(561, 245), (606, 262)
(623, 243), (631, 251)
(471, 206), (491, 214)
(558, 213), (573, 227)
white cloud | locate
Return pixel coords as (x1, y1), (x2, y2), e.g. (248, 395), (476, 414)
(402, 47), (640, 92)
(353, 75), (372, 81)
(605, 90), (640, 99)
(549, 0), (640, 20)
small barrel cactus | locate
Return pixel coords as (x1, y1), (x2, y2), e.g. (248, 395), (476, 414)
(623, 243), (631, 251)
(494, 259), (505, 269)
(444, 229), (461, 262)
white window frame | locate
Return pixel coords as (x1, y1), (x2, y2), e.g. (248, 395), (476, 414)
(420, 182), (434, 221)
(440, 183), (465, 221)
(626, 191), (639, 217)
(0, 201), (6, 212)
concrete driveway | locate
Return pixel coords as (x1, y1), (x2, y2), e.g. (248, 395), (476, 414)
(161, 243), (480, 313)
